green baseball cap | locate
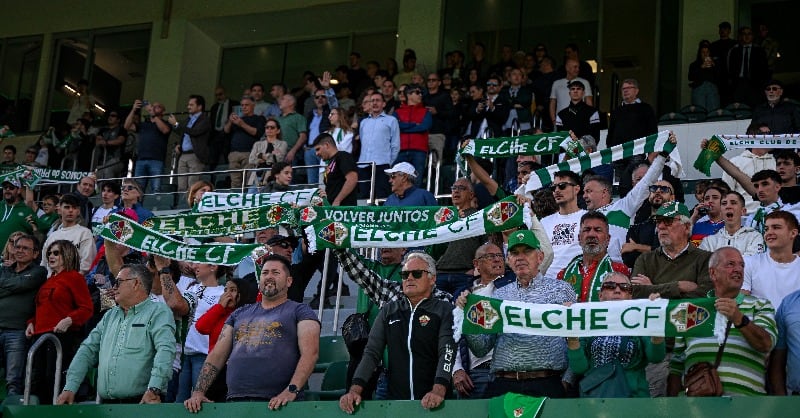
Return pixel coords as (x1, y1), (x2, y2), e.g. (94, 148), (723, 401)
(652, 201), (690, 219)
(507, 229), (541, 251)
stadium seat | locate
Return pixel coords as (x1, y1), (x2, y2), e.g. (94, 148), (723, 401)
(725, 102), (752, 120)
(658, 112), (688, 125)
(680, 105), (707, 122)
(306, 360), (349, 400)
(314, 335), (349, 373)
(705, 109), (735, 122)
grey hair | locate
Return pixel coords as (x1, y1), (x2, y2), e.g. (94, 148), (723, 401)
(709, 246), (742, 269)
(404, 252), (437, 277)
(600, 271), (631, 284)
(122, 263), (154, 294)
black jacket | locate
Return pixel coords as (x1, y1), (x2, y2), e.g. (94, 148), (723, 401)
(353, 296), (455, 400)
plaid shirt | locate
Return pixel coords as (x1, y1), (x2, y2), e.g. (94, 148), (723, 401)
(334, 249), (453, 307)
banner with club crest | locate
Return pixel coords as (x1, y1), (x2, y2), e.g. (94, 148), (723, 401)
(460, 294), (719, 338)
(100, 213), (260, 265)
(305, 196), (526, 251)
(142, 204), (296, 237)
(296, 205), (459, 229)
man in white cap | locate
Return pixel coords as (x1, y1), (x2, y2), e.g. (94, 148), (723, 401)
(384, 162), (437, 206)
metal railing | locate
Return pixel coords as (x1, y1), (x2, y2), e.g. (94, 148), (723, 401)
(23, 334), (63, 405)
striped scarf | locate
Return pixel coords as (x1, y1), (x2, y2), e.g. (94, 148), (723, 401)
(560, 254), (616, 302)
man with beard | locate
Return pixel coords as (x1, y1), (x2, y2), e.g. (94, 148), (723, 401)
(185, 255), (320, 411)
(557, 211), (630, 302)
(622, 180), (675, 268)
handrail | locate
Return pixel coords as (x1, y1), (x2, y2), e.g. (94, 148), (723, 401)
(24, 333), (63, 405)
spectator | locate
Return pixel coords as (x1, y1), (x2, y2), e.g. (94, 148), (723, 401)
(326, 107), (354, 154)
(27, 240), (93, 404)
(771, 286), (800, 395)
(187, 180), (214, 208)
(466, 42), (490, 82)
(668, 247), (776, 396)
(460, 230), (576, 398)
(381, 79), (400, 115)
(384, 162), (436, 206)
(94, 110), (128, 179)
(423, 72), (454, 163)
(540, 170), (587, 279)
(557, 43), (596, 90)
(340, 252), (455, 411)
(184, 255), (320, 411)
(0, 178), (35, 247)
(689, 186), (726, 246)
(90, 181), (120, 235)
(56, 264), (176, 404)
(751, 79), (800, 134)
(41, 194), (96, 275)
(743, 211), (800, 309)
(727, 26), (769, 107)
(435, 178), (482, 298)
(622, 180), (675, 268)
(530, 56), (558, 132)
(699, 191), (765, 256)
(688, 40), (722, 111)
(304, 74), (338, 184)
(209, 86), (238, 172)
(225, 95), (266, 189)
(393, 48), (418, 87)
(260, 162), (294, 193)
(358, 92), (400, 199)
(555, 80), (600, 141)
(549, 59), (593, 126)
(720, 123), (775, 212)
(710, 22), (737, 83)
(314, 133), (358, 206)
(169, 95), (212, 193)
(394, 83), (432, 185)
(125, 99), (172, 194)
(31, 195), (59, 239)
(0, 234), (47, 397)
(117, 179), (154, 224)
(246, 118), (287, 192)
(567, 271), (665, 397)
(277, 94), (308, 174)
(71, 175), (96, 229)
(66, 79), (96, 125)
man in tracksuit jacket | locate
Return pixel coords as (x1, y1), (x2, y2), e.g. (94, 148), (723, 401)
(340, 252), (455, 412)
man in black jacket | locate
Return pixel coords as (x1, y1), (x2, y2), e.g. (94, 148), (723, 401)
(169, 95), (211, 192)
(751, 79), (800, 134)
(340, 252), (455, 412)
(555, 80), (600, 141)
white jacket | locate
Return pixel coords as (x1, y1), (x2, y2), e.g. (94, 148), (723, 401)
(698, 226), (765, 256)
(722, 151), (776, 213)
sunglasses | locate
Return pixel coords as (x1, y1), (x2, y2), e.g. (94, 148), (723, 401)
(649, 185), (673, 194)
(47, 250), (61, 257)
(272, 241), (292, 249)
(601, 282), (633, 292)
(121, 185), (139, 191)
(554, 182), (577, 191)
(486, 82), (499, 87)
(765, 86), (781, 92)
(400, 269), (430, 280)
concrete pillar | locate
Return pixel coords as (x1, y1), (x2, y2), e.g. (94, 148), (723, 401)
(30, 33), (53, 130)
(396, 0), (444, 76)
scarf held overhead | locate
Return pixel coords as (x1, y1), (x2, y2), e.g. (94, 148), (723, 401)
(305, 196), (526, 251)
(196, 189), (324, 213)
(297, 205), (459, 229)
(100, 213), (260, 265)
(524, 131), (675, 192)
(142, 204), (297, 237)
(693, 134), (800, 176)
(461, 294), (719, 338)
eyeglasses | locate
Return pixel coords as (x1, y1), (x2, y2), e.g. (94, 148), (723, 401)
(654, 217), (676, 226)
(600, 282), (633, 292)
(390, 173), (404, 179)
(554, 182), (577, 190)
(451, 185), (470, 192)
(272, 241), (292, 249)
(2, 185), (18, 190)
(400, 269), (430, 280)
(478, 253), (504, 261)
(265, 125), (278, 130)
(486, 82), (499, 87)
(113, 277), (137, 288)
(14, 245), (33, 252)
(46, 250), (61, 257)
(121, 185), (139, 192)
(765, 86), (781, 92)
(649, 185), (673, 194)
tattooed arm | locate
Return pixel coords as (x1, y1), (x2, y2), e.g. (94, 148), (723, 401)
(184, 325), (234, 412)
(154, 256), (189, 316)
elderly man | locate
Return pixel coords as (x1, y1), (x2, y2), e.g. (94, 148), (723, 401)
(0, 234), (47, 397)
(461, 230), (576, 398)
(668, 247), (776, 396)
(185, 255), (319, 411)
(751, 79), (800, 134)
(384, 162), (437, 206)
(435, 177), (483, 298)
(452, 242), (511, 399)
(623, 180), (675, 268)
(557, 211), (630, 302)
(340, 252), (455, 412)
(56, 264), (176, 404)
(169, 95), (211, 192)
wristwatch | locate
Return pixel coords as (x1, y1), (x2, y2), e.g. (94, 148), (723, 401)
(735, 315), (751, 329)
(158, 267), (171, 275)
(147, 387), (162, 396)
(288, 384), (301, 394)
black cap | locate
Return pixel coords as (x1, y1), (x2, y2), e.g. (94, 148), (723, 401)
(764, 79), (783, 89)
(267, 235), (299, 248)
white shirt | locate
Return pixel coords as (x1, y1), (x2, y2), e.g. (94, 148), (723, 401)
(540, 209), (587, 279)
(743, 252), (800, 309)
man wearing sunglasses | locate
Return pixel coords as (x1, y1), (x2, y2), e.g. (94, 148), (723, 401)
(623, 181), (675, 268)
(0, 178), (35, 249)
(557, 211), (630, 302)
(541, 170), (586, 279)
(341, 252), (455, 412)
(751, 79), (800, 134)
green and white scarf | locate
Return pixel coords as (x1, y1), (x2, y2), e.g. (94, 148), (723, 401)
(523, 131), (674, 192)
(101, 213), (260, 265)
(456, 131), (572, 173)
(0, 167), (41, 188)
(559, 255), (616, 302)
(460, 294), (719, 338)
(297, 205), (459, 229)
(30, 166), (93, 184)
(305, 196), (527, 251)
(694, 134), (800, 176)
(142, 204), (297, 237)
(750, 201), (783, 234)
(196, 189), (324, 213)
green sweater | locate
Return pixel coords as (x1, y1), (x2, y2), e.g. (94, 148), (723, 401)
(631, 244), (712, 299)
(0, 263), (47, 329)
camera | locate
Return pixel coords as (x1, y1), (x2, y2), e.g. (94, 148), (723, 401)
(697, 206), (709, 216)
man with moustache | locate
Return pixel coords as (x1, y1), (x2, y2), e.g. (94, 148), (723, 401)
(185, 255), (320, 411)
(557, 211), (630, 302)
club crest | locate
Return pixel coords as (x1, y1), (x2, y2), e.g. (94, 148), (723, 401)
(108, 220), (134, 242)
(317, 222), (348, 246)
(669, 302), (711, 332)
(265, 205), (283, 224)
(300, 207), (317, 223)
(486, 201), (518, 226)
(141, 219), (155, 229)
(418, 315), (430, 327)
(466, 300), (500, 330)
(434, 207), (455, 224)
(514, 407), (525, 418)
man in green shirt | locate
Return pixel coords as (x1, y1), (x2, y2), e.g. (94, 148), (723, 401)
(0, 178), (34, 247)
(277, 94), (309, 166)
(56, 264), (176, 404)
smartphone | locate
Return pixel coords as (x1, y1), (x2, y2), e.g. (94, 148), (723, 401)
(142, 100), (149, 106)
